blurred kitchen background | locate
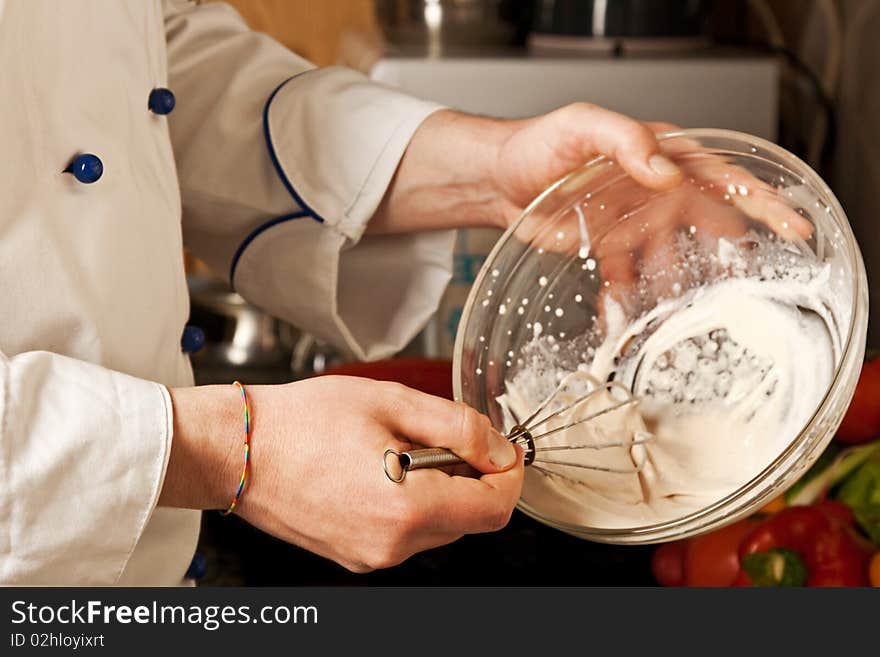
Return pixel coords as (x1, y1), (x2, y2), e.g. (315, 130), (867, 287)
(186, 0), (880, 585)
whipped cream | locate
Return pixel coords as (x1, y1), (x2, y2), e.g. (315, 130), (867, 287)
(499, 235), (846, 528)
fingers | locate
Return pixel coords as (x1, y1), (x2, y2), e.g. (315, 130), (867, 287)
(683, 188), (749, 246)
(364, 443), (523, 571)
(591, 192), (685, 319)
(406, 452), (525, 535)
(597, 250), (639, 323)
(675, 154), (814, 241)
(539, 105), (810, 246)
(559, 104), (683, 192)
(731, 191), (814, 241)
(376, 383), (519, 474)
(354, 465), (523, 569)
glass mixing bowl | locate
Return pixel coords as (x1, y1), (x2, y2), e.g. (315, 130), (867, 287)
(453, 129), (869, 544)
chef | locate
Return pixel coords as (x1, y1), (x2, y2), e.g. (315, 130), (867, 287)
(0, 0), (685, 585)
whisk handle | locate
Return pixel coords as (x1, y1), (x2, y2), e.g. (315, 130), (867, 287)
(383, 448), (464, 483)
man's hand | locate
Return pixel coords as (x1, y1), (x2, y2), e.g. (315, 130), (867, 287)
(161, 377), (523, 573)
(368, 105), (682, 234)
(491, 105), (683, 223)
(367, 104), (816, 323)
(369, 105), (813, 243)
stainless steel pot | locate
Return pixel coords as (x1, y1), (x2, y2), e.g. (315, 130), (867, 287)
(377, 0), (522, 55)
(187, 274), (297, 369)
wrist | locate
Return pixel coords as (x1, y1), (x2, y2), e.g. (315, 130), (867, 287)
(369, 109), (517, 233)
(430, 110), (517, 230)
(159, 385), (242, 510)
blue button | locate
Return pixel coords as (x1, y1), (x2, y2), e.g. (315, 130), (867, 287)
(185, 553), (207, 580)
(67, 154), (103, 184)
(148, 87), (176, 115)
(181, 325), (205, 354)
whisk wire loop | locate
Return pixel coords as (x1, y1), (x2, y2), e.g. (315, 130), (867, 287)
(383, 375), (653, 483)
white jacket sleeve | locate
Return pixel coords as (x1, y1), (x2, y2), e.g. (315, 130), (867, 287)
(0, 351), (172, 584)
(164, 0), (456, 360)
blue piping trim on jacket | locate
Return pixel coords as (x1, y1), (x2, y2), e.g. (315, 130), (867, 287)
(262, 71), (327, 225)
(229, 211), (310, 286)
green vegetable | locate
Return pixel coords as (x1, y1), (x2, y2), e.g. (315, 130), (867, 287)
(836, 457), (880, 545)
(786, 440), (880, 506)
(853, 507), (880, 545)
(741, 548), (808, 587)
(785, 443), (841, 504)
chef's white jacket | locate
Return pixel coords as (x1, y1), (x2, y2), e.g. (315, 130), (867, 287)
(0, 0), (454, 585)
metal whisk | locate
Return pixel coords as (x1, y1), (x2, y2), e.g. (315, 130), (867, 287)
(383, 377), (653, 483)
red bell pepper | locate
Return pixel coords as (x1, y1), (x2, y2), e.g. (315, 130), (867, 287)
(836, 357), (880, 445)
(651, 517), (760, 586)
(734, 501), (873, 587)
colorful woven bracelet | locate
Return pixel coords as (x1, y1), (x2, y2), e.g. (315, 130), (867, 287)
(221, 380), (251, 516)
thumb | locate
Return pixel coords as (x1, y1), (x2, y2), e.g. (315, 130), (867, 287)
(450, 405), (521, 473)
(559, 104), (683, 191)
(378, 384), (519, 473)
